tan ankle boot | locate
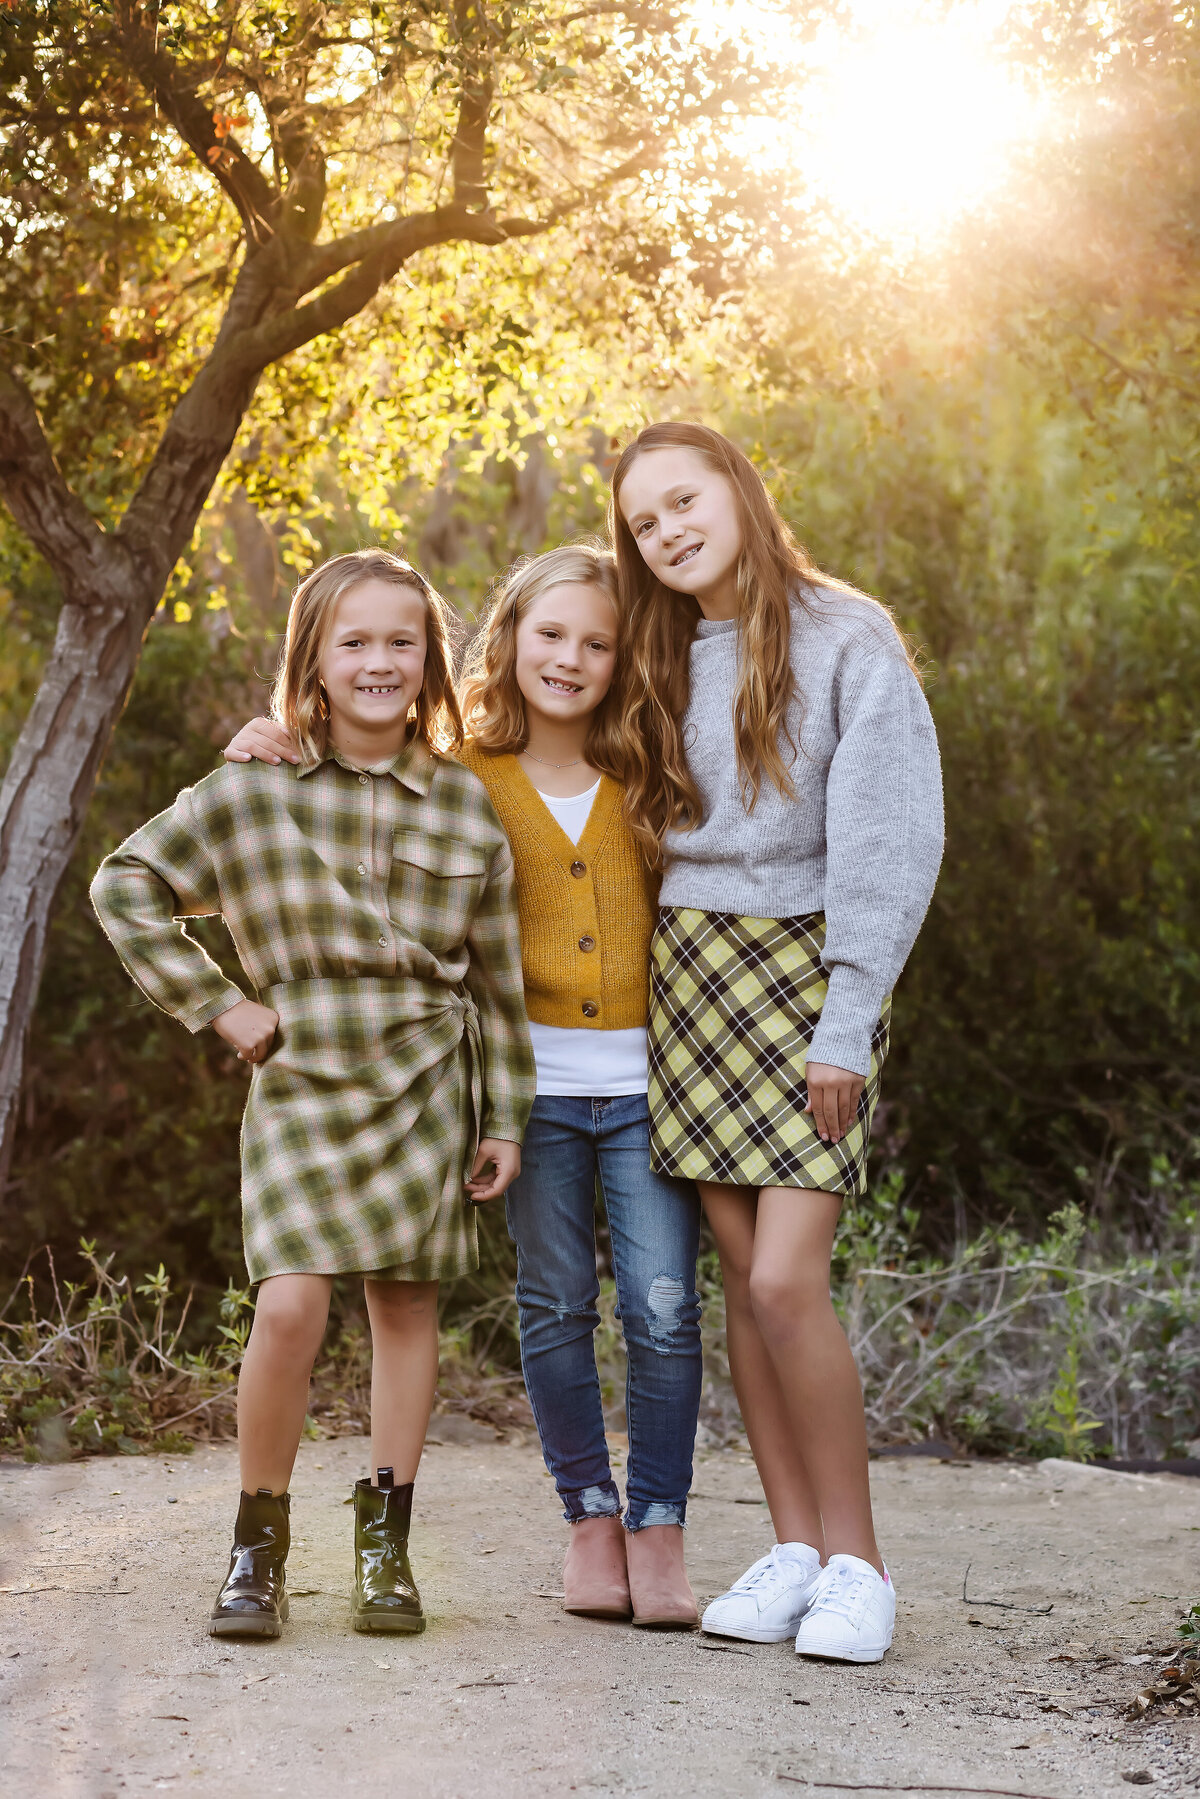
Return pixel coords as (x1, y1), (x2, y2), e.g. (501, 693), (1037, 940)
(626, 1523), (699, 1630)
(562, 1515), (632, 1620)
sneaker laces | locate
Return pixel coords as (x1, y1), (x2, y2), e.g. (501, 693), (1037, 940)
(807, 1562), (876, 1623)
(727, 1546), (807, 1597)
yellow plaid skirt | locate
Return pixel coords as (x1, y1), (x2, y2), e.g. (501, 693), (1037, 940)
(647, 909), (890, 1196)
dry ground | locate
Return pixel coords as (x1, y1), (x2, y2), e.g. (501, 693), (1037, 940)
(1, 1436), (1197, 1799)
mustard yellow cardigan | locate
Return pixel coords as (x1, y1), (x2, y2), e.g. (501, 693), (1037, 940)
(458, 739), (658, 1030)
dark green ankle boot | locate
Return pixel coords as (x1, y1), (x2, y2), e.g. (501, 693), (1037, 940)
(351, 1476), (425, 1634)
(209, 1488), (290, 1639)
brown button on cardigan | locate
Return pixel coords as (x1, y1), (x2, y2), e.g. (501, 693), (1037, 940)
(457, 740), (658, 1030)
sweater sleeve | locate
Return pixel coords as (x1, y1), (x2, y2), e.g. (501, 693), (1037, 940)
(808, 646), (944, 1077)
(89, 787), (247, 1033)
(462, 837), (536, 1142)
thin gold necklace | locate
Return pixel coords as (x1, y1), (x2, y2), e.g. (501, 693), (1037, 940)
(522, 750), (583, 769)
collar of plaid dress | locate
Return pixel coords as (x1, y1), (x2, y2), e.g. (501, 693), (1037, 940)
(296, 733), (437, 796)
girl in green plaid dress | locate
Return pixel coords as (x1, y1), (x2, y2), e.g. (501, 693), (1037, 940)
(612, 424), (944, 1664)
(91, 550), (534, 1642)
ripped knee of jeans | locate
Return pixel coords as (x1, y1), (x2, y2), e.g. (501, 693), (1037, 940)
(645, 1272), (688, 1354)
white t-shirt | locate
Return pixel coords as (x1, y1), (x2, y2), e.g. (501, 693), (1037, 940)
(526, 781), (649, 1098)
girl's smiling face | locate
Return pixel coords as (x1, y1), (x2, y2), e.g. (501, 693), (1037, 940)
(514, 582), (619, 726)
(617, 445), (744, 616)
(320, 577), (428, 747)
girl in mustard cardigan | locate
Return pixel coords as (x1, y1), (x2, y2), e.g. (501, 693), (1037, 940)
(224, 544), (703, 1629)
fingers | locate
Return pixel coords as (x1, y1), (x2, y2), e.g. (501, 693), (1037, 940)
(465, 1140), (520, 1204)
(219, 1004), (278, 1065)
(807, 1078), (833, 1144)
(465, 1159), (505, 1203)
(254, 719), (299, 764)
(221, 719), (300, 765)
(239, 731), (283, 765)
(803, 1064), (865, 1144)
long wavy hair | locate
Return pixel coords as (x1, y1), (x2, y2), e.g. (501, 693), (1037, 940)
(458, 542), (631, 779)
(272, 548), (464, 764)
(609, 422), (915, 863)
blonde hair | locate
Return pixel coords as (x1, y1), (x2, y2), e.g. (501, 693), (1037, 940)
(459, 542), (630, 779)
(609, 421), (919, 864)
(272, 548), (464, 764)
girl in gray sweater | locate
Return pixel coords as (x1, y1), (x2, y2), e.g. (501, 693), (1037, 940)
(611, 422), (943, 1663)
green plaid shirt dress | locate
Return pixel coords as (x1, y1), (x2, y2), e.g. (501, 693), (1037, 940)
(90, 739), (535, 1284)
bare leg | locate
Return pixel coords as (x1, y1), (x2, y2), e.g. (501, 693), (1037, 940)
(750, 1188), (882, 1571)
(699, 1181), (824, 1552)
(237, 1274), (333, 1494)
(363, 1278), (440, 1483)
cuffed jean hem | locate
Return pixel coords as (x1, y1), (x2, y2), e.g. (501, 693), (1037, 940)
(624, 1499), (688, 1533)
(560, 1479), (622, 1523)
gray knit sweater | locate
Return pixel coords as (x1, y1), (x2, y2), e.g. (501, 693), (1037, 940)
(659, 586), (944, 1077)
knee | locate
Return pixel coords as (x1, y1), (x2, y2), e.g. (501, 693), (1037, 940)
(251, 1293), (326, 1363)
(518, 1288), (599, 1334)
(367, 1281), (438, 1334)
(635, 1272), (700, 1357)
(719, 1253), (754, 1314)
(747, 1266), (830, 1340)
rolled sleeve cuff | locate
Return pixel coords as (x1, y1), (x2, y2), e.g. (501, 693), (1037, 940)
(479, 1111), (528, 1146)
(183, 984), (248, 1034)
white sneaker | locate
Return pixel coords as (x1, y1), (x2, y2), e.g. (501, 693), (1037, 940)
(701, 1544), (823, 1643)
(794, 1553), (896, 1662)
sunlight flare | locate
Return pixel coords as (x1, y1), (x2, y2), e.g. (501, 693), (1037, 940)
(803, 4), (1041, 239)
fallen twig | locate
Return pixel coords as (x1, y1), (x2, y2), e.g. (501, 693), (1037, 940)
(777, 1780), (1061, 1798)
(456, 1678), (517, 1689)
(696, 1641), (753, 1656)
(689, 1491), (765, 1504)
(151, 1389), (237, 1433)
(962, 1563), (1053, 1615)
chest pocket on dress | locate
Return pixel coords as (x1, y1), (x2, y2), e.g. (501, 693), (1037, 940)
(389, 831), (489, 954)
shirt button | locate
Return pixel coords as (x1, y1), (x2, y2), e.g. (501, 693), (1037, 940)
(581, 1001), (599, 1019)
(570, 860), (586, 878)
(578, 935), (596, 952)
(378, 936), (388, 948)
(359, 774), (369, 785)
(357, 863), (367, 875)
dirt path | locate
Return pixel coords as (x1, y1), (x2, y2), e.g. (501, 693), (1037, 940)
(1, 1437), (1196, 1798)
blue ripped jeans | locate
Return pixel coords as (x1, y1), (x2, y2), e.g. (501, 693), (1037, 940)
(505, 1094), (702, 1532)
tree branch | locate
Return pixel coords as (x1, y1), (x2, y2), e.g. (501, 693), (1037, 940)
(300, 207), (542, 293)
(111, 206), (526, 576)
(230, 208), (517, 374)
(554, 5), (681, 23)
(298, 134), (664, 299)
(0, 372), (111, 602)
(452, 0), (496, 211)
(110, 0), (280, 242)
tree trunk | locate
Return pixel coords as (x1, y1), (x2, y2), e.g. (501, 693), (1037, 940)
(0, 570), (157, 1188)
